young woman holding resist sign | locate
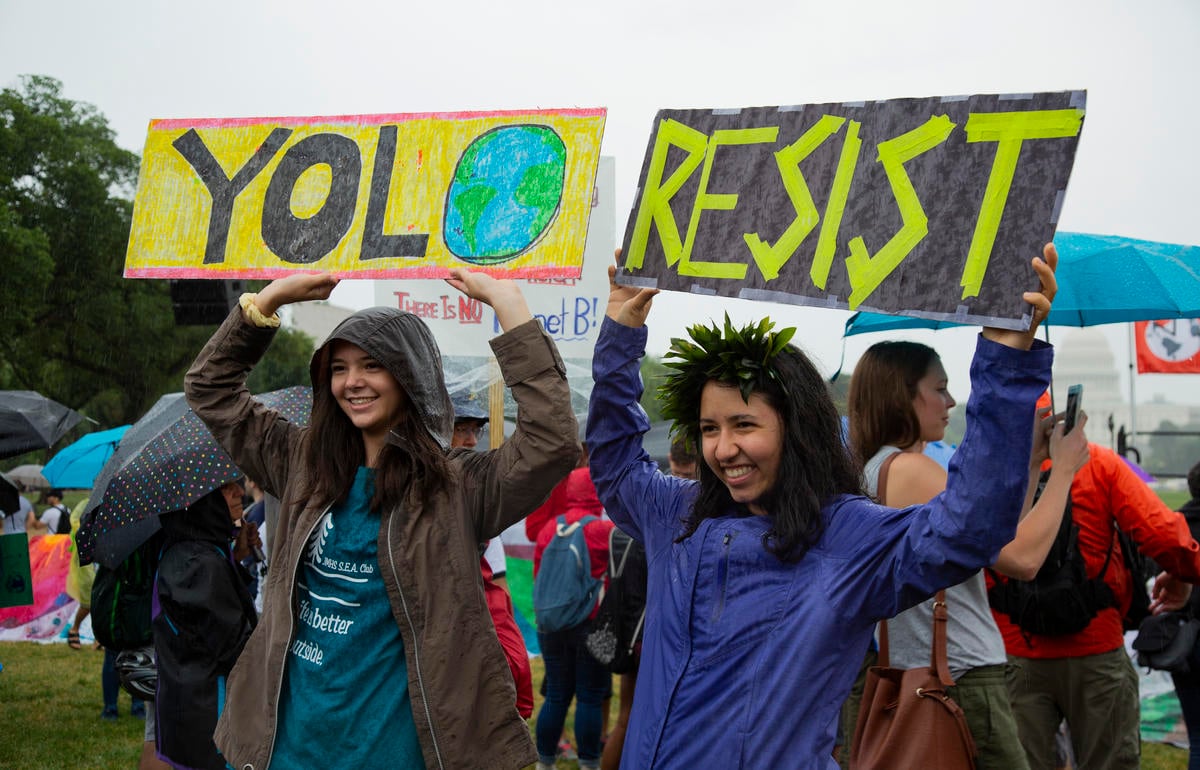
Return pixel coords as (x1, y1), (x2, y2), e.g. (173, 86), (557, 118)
(185, 270), (578, 770)
(586, 245), (1058, 768)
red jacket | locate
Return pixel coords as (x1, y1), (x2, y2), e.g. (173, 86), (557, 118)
(532, 468), (613, 616)
(480, 555), (533, 718)
(991, 444), (1200, 658)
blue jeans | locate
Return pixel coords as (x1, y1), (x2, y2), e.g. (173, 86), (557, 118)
(102, 648), (144, 715)
(536, 623), (610, 767)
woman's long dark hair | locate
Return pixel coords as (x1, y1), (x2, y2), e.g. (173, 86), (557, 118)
(299, 345), (452, 513)
(847, 341), (940, 467)
(677, 345), (862, 563)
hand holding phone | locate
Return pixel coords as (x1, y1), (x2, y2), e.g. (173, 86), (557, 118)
(1064, 384), (1083, 434)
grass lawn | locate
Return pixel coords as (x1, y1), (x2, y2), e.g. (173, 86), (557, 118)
(0, 642), (615, 770)
(0, 641), (1188, 769)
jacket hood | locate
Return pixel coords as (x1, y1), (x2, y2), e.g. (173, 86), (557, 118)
(562, 467), (603, 516)
(310, 307), (454, 451)
(159, 487), (234, 546)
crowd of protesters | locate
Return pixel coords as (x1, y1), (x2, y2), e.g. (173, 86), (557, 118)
(9, 239), (1200, 770)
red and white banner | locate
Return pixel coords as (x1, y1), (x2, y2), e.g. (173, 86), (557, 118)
(1136, 320), (1200, 373)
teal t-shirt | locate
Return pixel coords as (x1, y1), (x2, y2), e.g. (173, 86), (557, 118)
(272, 467), (423, 769)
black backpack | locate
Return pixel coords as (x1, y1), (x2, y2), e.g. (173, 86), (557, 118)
(91, 533), (162, 651)
(584, 527), (647, 674)
(987, 471), (1117, 637)
(52, 504), (71, 535)
(1119, 528), (1158, 631)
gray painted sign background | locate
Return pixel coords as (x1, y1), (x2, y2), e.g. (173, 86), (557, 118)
(618, 91), (1086, 329)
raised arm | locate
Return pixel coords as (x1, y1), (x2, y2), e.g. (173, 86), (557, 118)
(445, 270), (580, 541)
(993, 411), (1091, 579)
(185, 273), (338, 496)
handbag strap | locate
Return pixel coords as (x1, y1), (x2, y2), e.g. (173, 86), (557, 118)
(930, 590), (954, 687)
(875, 450), (901, 667)
(875, 449), (955, 687)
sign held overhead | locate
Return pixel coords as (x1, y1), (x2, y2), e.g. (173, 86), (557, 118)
(618, 91), (1085, 328)
(125, 108), (607, 280)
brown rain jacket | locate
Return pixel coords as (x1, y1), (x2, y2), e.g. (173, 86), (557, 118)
(185, 306), (579, 770)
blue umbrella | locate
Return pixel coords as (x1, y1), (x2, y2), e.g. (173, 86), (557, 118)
(41, 425), (131, 489)
(844, 232), (1200, 336)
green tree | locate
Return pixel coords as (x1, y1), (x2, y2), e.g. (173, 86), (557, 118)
(246, 327), (317, 393)
(639, 355), (671, 422)
(0, 75), (214, 427)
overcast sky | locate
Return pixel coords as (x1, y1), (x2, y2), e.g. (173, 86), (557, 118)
(2, 0), (1198, 411)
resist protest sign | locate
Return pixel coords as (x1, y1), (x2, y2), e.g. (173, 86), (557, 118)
(618, 91), (1085, 328)
(125, 108), (606, 280)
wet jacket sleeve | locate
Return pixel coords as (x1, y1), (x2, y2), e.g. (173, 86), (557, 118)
(184, 307), (304, 500)
(456, 319), (580, 542)
(1095, 446), (1200, 581)
(586, 318), (696, 550)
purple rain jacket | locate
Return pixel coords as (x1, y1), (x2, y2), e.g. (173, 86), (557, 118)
(586, 317), (1052, 770)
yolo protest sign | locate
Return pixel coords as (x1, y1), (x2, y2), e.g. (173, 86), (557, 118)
(125, 108), (607, 280)
(618, 91), (1085, 328)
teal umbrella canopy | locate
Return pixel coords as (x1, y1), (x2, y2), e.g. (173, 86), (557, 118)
(1050, 233), (1200, 326)
(42, 425), (131, 489)
(844, 232), (1200, 336)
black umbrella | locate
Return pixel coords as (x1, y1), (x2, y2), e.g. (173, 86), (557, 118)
(0, 472), (18, 515)
(77, 387), (312, 567)
(0, 390), (84, 460)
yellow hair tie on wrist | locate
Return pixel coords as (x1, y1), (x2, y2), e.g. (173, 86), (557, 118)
(239, 293), (281, 328)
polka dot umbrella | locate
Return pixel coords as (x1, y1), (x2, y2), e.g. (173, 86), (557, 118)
(76, 386), (311, 568)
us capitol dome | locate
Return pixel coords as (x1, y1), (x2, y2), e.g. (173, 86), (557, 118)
(1052, 328), (1199, 450)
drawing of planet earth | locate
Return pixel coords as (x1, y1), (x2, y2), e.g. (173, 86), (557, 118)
(444, 124), (566, 263)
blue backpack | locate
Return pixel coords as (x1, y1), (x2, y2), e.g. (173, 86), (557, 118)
(533, 515), (602, 633)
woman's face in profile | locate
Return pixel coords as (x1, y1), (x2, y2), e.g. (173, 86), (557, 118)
(698, 381), (784, 516)
(220, 482), (245, 523)
(911, 358), (956, 443)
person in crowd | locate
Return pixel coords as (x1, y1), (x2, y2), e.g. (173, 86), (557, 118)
(26, 488), (67, 534)
(843, 342), (1090, 769)
(452, 391), (490, 450)
(667, 438), (698, 480)
(532, 464), (614, 770)
(239, 477), (268, 610)
(992, 444), (1200, 769)
(153, 481), (258, 770)
(1172, 459), (1200, 770)
(101, 647), (146, 721)
(585, 244), (1057, 768)
(601, 438), (695, 770)
(450, 390), (535, 719)
(184, 271), (578, 770)
(1, 490), (32, 534)
(66, 495), (93, 650)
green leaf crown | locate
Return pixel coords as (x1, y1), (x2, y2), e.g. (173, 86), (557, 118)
(658, 313), (797, 445)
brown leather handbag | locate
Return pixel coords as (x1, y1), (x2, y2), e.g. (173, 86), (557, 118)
(849, 450), (977, 769)
(848, 593), (977, 769)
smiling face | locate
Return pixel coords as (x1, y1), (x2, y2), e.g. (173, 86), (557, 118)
(329, 340), (407, 459)
(911, 358), (955, 443)
(699, 381), (785, 516)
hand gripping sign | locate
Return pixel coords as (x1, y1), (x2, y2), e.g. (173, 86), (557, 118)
(124, 108), (606, 280)
(617, 91), (1085, 329)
